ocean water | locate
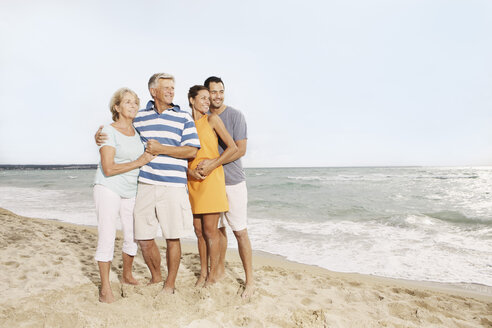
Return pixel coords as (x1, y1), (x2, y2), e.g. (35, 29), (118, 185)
(1, 167), (491, 286)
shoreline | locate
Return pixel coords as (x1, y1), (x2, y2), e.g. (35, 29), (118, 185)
(32, 210), (492, 301)
(1, 207), (491, 327)
(240, 248), (492, 302)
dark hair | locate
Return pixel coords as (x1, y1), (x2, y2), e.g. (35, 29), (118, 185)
(203, 76), (224, 89)
(188, 85), (209, 108)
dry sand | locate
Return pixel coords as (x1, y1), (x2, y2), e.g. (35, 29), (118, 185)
(0, 207), (491, 327)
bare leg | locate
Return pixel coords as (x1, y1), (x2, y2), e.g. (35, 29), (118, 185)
(217, 226), (227, 280)
(233, 228), (255, 298)
(98, 261), (115, 303)
(163, 238), (181, 293)
(121, 252), (138, 285)
(202, 213), (220, 286)
(193, 216), (208, 286)
(138, 239), (162, 284)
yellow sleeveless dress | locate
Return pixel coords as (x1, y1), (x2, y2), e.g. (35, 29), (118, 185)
(188, 115), (228, 214)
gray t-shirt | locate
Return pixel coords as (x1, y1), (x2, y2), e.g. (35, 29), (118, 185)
(218, 106), (247, 185)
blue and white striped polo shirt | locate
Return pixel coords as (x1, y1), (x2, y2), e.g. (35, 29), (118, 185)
(133, 101), (200, 186)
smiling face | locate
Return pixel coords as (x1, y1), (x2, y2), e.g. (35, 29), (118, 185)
(115, 92), (139, 120)
(208, 81), (225, 109)
(190, 89), (210, 115)
(151, 78), (175, 106)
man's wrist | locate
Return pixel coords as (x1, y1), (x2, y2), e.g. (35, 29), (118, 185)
(210, 158), (220, 170)
(157, 144), (167, 155)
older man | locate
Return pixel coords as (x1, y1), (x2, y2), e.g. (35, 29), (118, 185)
(96, 73), (200, 293)
(200, 76), (254, 298)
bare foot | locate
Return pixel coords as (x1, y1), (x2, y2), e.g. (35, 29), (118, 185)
(241, 283), (255, 299)
(204, 277), (217, 287)
(99, 288), (115, 303)
(216, 270), (226, 282)
(122, 275), (139, 285)
(162, 286), (175, 294)
(147, 278), (163, 286)
(195, 275), (206, 287)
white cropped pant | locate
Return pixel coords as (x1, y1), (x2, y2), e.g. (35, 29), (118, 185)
(93, 184), (138, 262)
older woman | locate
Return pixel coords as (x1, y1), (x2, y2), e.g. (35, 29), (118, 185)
(187, 85), (237, 286)
(93, 87), (154, 303)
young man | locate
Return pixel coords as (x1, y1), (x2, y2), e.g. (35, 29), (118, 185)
(200, 76), (254, 298)
(96, 73), (200, 293)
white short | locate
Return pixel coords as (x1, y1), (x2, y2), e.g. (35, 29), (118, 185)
(219, 181), (248, 232)
(134, 183), (193, 240)
(93, 184), (138, 262)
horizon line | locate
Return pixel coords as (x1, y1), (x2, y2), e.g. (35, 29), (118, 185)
(1, 164), (491, 170)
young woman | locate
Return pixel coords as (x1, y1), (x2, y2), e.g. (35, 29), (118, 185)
(93, 88), (154, 303)
(187, 85), (237, 286)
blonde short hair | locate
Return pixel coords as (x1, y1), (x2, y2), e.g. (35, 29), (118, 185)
(109, 88), (140, 121)
(148, 73), (175, 90)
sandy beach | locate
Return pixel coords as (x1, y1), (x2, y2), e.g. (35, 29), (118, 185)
(0, 207), (490, 328)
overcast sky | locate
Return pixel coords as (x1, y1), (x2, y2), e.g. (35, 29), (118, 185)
(1, 0), (491, 167)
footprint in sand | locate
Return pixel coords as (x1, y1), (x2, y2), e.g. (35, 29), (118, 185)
(121, 284), (138, 298)
(234, 315), (252, 326)
(387, 302), (419, 323)
(301, 297), (313, 305)
(306, 288), (317, 295)
(135, 268), (146, 275)
(292, 309), (327, 327)
(8, 235), (25, 242)
(371, 291), (385, 301)
(261, 265), (274, 272)
(293, 273), (302, 280)
(348, 281), (362, 287)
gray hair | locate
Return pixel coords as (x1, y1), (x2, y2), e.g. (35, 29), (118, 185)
(148, 73), (175, 90)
